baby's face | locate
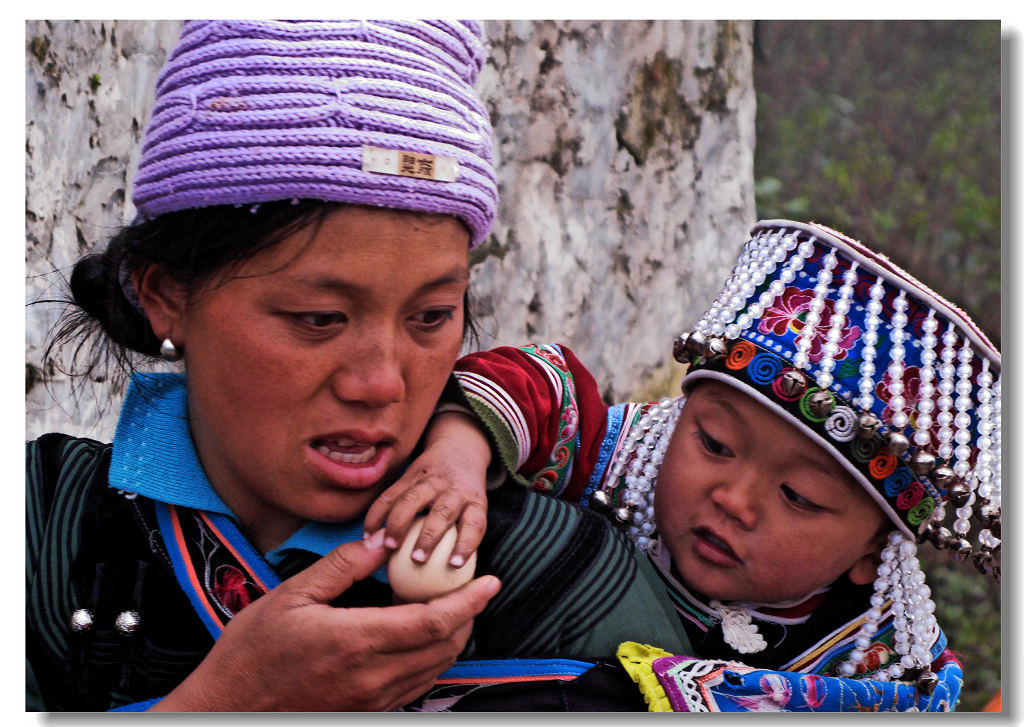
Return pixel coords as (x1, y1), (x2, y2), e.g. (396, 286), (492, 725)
(655, 379), (888, 604)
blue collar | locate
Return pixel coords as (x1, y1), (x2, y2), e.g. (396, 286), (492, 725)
(109, 372), (381, 576)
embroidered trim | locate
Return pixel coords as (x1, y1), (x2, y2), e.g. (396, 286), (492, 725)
(455, 370), (533, 470)
(519, 344), (580, 497)
(153, 501), (280, 639)
(582, 403), (626, 507)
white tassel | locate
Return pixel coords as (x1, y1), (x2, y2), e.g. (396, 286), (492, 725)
(712, 600), (768, 654)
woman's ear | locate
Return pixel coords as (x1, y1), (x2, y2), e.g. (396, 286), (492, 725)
(133, 265), (188, 346)
(846, 528), (891, 585)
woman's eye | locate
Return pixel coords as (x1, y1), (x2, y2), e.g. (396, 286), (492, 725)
(699, 429), (733, 457)
(781, 484), (823, 511)
(411, 308), (455, 329)
(294, 312), (347, 328)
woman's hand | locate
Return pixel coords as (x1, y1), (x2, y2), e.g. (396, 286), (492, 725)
(364, 411), (494, 567)
(151, 534), (501, 711)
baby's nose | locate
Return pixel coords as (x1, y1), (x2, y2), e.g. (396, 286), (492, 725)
(710, 477), (758, 529)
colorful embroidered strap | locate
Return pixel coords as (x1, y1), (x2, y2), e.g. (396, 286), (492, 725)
(617, 642), (676, 711)
(153, 501), (281, 639)
(407, 658), (597, 711)
(616, 642), (962, 712)
(435, 658), (594, 685)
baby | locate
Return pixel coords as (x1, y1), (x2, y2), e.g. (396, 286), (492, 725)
(366, 220), (999, 711)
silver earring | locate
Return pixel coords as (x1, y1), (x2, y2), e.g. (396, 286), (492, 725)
(160, 338), (181, 362)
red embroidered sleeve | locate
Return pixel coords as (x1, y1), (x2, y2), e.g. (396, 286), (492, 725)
(454, 344), (610, 502)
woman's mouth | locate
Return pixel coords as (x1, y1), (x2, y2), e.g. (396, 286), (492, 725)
(308, 435), (394, 489)
(315, 437), (379, 464)
(692, 527), (743, 566)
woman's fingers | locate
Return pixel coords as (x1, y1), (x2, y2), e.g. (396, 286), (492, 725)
(156, 559), (500, 711)
(278, 535), (390, 606)
(339, 574), (500, 652)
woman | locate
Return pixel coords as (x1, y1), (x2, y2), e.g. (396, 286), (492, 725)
(26, 19), (497, 712)
(27, 20), (687, 711)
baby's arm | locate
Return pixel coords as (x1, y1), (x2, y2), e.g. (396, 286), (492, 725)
(453, 343), (611, 502)
(364, 409), (493, 567)
(365, 343), (610, 565)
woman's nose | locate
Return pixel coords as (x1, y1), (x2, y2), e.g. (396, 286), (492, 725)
(330, 336), (405, 407)
(709, 475), (759, 530)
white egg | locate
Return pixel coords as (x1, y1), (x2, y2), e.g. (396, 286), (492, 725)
(387, 517), (477, 602)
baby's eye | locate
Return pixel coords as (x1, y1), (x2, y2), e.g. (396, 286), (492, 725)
(411, 308), (455, 330)
(294, 312), (347, 328)
(699, 429), (734, 457)
(781, 484), (824, 511)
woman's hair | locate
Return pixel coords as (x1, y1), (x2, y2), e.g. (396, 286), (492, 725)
(46, 199), (478, 390)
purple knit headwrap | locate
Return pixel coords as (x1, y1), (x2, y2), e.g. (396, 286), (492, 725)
(131, 20), (497, 247)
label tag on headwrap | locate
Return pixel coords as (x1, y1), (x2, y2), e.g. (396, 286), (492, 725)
(362, 146), (459, 182)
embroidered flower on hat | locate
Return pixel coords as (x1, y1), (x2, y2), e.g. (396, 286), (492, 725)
(876, 366), (928, 431)
(759, 287), (861, 363)
(876, 363), (984, 462)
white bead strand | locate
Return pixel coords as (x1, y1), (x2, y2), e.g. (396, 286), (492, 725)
(885, 291), (910, 430)
(758, 231), (802, 313)
(635, 398), (683, 549)
(991, 374), (1001, 511)
(857, 276), (887, 411)
(973, 361), (999, 557)
(778, 232), (816, 289)
(973, 361), (996, 501)
(817, 260), (859, 390)
(717, 231), (773, 334)
(608, 397), (684, 549)
(913, 310), (940, 449)
(726, 229), (798, 338)
(695, 231), (768, 336)
(876, 536), (909, 683)
(952, 338), (975, 538)
(794, 246), (837, 370)
(877, 533), (937, 684)
(935, 324), (958, 462)
(840, 548), (892, 678)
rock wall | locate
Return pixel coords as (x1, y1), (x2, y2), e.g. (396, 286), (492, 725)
(25, 20), (755, 440)
(26, 20), (183, 440)
(472, 20), (755, 402)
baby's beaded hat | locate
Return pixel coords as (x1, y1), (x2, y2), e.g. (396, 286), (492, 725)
(674, 219), (1000, 572)
(601, 219), (999, 693)
(131, 20), (497, 247)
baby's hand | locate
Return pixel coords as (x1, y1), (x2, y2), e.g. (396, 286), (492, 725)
(364, 411), (492, 567)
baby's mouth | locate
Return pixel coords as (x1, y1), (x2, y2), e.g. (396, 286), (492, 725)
(695, 527), (742, 562)
(313, 437), (379, 465)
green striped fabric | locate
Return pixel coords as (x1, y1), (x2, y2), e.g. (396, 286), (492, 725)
(467, 485), (692, 660)
(26, 435), (112, 669)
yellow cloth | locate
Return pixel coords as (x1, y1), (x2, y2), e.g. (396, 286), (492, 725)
(616, 642), (676, 712)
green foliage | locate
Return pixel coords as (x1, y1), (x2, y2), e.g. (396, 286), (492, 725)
(753, 20), (1000, 347)
(920, 547), (1001, 711)
(754, 21), (1001, 709)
